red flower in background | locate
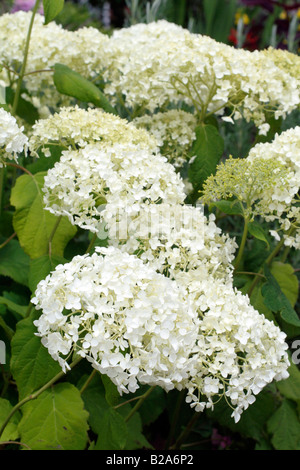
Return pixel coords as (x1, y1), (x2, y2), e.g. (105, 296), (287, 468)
(229, 27), (260, 50)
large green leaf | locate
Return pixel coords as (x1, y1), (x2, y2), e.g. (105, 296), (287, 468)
(101, 375), (122, 407)
(0, 398), (21, 443)
(94, 408), (127, 450)
(261, 264), (300, 328)
(18, 383), (89, 450)
(43, 0), (65, 24)
(0, 239), (30, 286)
(53, 63), (117, 115)
(188, 124), (224, 192)
(0, 297), (27, 318)
(248, 221), (270, 248)
(10, 315), (61, 400)
(277, 360), (300, 401)
(10, 172), (77, 259)
(267, 399), (300, 450)
(117, 404), (152, 450)
(270, 261), (299, 308)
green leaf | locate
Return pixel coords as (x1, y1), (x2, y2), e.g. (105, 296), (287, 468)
(270, 261), (299, 308)
(28, 254), (67, 293)
(101, 375), (122, 407)
(267, 400), (300, 450)
(80, 373), (110, 436)
(248, 221), (270, 248)
(276, 360), (300, 401)
(10, 315), (61, 400)
(43, 0), (65, 25)
(18, 383), (89, 450)
(0, 398), (21, 443)
(0, 297), (27, 318)
(0, 239), (30, 286)
(211, 199), (243, 216)
(53, 63), (117, 114)
(94, 408), (128, 450)
(261, 265), (300, 328)
(10, 172), (77, 259)
(188, 124), (224, 192)
(117, 404), (152, 450)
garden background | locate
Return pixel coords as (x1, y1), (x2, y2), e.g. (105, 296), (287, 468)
(0, 0), (299, 451)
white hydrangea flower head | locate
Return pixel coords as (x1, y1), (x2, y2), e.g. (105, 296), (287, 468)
(101, 20), (300, 131)
(32, 247), (199, 394)
(247, 127), (300, 249)
(105, 202), (237, 283)
(0, 12), (109, 113)
(43, 143), (186, 232)
(201, 154), (297, 224)
(0, 107), (28, 166)
(29, 105), (158, 157)
(179, 274), (290, 423)
(133, 109), (198, 168)
(32, 247), (290, 421)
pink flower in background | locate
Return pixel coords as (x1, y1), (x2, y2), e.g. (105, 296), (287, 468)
(11, 0), (44, 14)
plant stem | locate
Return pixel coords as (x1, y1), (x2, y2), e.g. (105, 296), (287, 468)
(11, 0), (41, 116)
(79, 368), (97, 395)
(85, 233), (98, 254)
(124, 386), (155, 423)
(0, 167), (5, 217)
(48, 215), (62, 257)
(0, 232), (16, 250)
(164, 389), (185, 450)
(170, 412), (200, 450)
(0, 355), (82, 440)
(234, 217), (249, 271)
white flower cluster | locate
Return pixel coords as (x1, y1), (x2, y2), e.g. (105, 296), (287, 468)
(34, 107), (184, 231)
(0, 107), (28, 166)
(0, 12), (108, 114)
(133, 110), (198, 168)
(201, 155), (296, 222)
(32, 248), (199, 394)
(101, 20), (300, 133)
(42, 143), (185, 232)
(182, 275), (289, 422)
(32, 247), (290, 423)
(29, 106), (157, 157)
(247, 127), (300, 249)
(105, 203), (237, 283)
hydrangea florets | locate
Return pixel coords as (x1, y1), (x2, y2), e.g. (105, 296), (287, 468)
(0, 107), (28, 166)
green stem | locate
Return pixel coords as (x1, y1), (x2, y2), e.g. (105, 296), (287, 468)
(234, 217), (249, 271)
(79, 368), (97, 395)
(0, 232), (16, 250)
(124, 386), (155, 423)
(0, 167), (5, 217)
(11, 0), (41, 116)
(48, 215), (62, 258)
(170, 412), (200, 450)
(164, 389), (185, 450)
(85, 233), (98, 254)
(0, 355), (82, 440)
